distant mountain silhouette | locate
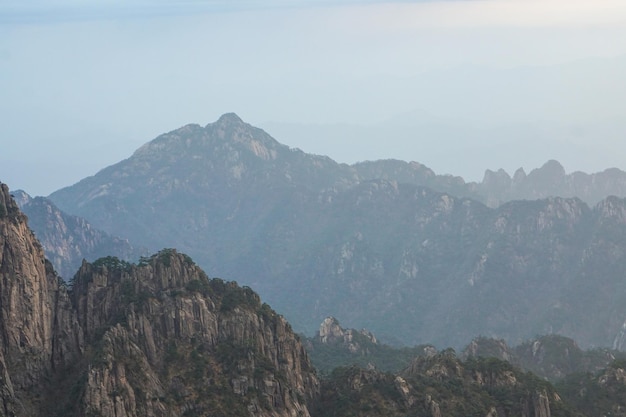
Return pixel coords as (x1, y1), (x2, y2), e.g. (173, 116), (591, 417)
(13, 190), (140, 279)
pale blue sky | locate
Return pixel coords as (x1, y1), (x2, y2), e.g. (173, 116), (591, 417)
(1, 0), (626, 195)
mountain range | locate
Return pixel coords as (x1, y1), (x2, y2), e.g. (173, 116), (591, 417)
(7, 180), (626, 417)
(38, 113), (626, 350)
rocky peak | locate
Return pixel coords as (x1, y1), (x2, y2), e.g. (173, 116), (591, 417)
(215, 112), (244, 126)
(482, 168), (511, 187)
(534, 159), (566, 179)
(512, 167), (527, 184)
(462, 337), (513, 362)
(66, 249), (319, 416)
(317, 316), (377, 349)
(10, 189), (32, 207)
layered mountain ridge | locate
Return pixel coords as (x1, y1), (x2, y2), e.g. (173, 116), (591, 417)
(5, 175), (626, 415)
(44, 114), (626, 350)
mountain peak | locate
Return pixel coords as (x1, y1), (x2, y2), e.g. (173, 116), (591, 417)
(215, 112), (244, 125)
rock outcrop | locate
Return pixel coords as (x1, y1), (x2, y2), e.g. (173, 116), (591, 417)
(318, 316), (376, 349)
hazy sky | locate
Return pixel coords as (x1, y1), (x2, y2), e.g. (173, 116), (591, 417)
(1, 0), (626, 196)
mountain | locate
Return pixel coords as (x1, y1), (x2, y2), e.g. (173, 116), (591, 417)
(353, 158), (626, 208)
(47, 114), (626, 349)
(12, 190), (140, 279)
(0, 181), (318, 417)
(476, 160), (626, 207)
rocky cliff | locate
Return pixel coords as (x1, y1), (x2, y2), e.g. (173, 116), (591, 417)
(0, 182), (318, 417)
(0, 183), (82, 416)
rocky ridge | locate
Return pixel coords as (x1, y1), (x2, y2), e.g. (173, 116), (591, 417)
(477, 160), (626, 207)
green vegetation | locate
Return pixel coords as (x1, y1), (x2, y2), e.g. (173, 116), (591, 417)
(306, 329), (435, 374)
(120, 279), (152, 306)
(219, 284), (261, 312)
(313, 351), (584, 417)
(185, 278), (212, 296)
(556, 360), (626, 417)
(92, 256), (133, 272)
(137, 248), (195, 268)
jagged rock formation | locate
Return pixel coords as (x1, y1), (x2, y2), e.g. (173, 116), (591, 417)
(476, 160), (626, 207)
(0, 182), (318, 417)
(318, 316), (377, 348)
(46, 114), (626, 349)
(13, 190), (139, 279)
(356, 158), (626, 208)
(306, 317), (435, 373)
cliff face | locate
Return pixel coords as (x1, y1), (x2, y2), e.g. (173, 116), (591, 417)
(0, 182), (318, 417)
(0, 183), (82, 416)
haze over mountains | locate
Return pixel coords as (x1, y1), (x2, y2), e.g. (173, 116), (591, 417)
(30, 113), (626, 350)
